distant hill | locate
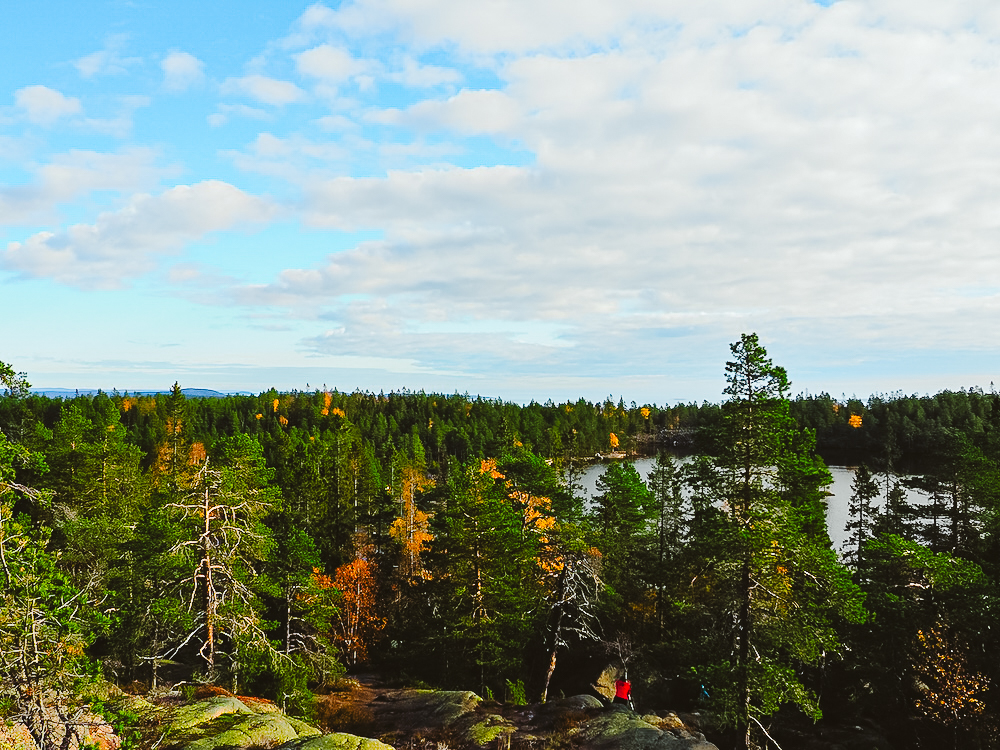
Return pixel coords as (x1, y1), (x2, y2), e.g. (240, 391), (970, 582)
(31, 388), (243, 399)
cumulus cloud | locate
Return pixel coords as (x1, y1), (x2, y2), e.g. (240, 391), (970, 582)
(1, 181), (277, 289)
(14, 86), (82, 125)
(388, 57), (462, 88)
(208, 103), (272, 127)
(83, 95), (151, 138)
(288, 0), (654, 55)
(222, 132), (350, 181)
(222, 75), (307, 106)
(0, 147), (166, 225)
(295, 44), (369, 82)
(74, 36), (142, 78)
(162, 51), (205, 92)
(379, 89), (522, 135)
(229, 0), (1000, 379)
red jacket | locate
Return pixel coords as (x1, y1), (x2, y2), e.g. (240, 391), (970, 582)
(614, 679), (631, 700)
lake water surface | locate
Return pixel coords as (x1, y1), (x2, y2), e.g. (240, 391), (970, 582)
(574, 459), (907, 556)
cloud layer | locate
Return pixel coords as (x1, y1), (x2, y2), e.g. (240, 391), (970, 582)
(6, 1), (1000, 398)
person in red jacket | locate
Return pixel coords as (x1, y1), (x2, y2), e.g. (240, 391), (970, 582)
(613, 677), (632, 708)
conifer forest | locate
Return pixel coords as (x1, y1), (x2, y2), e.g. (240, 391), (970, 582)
(2, 334), (999, 748)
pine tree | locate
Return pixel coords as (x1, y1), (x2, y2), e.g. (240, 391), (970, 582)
(423, 459), (541, 692)
(688, 334), (864, 748)
(647, 451), (684, 633)
(844, 463), (880, 568)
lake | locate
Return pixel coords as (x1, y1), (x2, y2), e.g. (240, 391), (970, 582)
(574, 459), (917, 556)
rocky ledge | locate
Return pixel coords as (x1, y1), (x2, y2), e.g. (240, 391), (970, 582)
(316, 682), (718, 750)
(160, 694), (393, 750)
(3, 684), (718, 750)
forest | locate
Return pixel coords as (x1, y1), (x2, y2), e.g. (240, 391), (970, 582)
(2, 334), (998, 750)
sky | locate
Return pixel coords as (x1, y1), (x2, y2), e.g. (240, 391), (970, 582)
(4, 1), (1000, 405)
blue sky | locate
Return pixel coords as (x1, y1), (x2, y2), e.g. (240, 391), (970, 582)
(4, 1), (1000, 404)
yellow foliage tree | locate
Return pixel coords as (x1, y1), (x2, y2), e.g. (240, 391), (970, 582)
(390, 461), (434, 580)
(913, 625), (990, 728)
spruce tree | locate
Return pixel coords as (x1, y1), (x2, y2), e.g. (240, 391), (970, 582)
(845, 463), (880, 568)
(688, 333), (864, 748)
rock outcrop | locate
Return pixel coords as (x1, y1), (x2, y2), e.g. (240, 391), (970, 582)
(162, 695), (392, 750)
(2, 703), (123, 750)
(581, 705), (716, 750)
(318, 682), (718, 750)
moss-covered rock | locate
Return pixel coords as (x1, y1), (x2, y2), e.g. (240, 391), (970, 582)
(181, 713), (308, 750)
(168, 696), (254, 733)
(286, 716), (324, 737)
(277, 734), (395, 750)
(467, 714), (515, 746)
(550, 694), (604, 711)
(581, 706), (716, 750)
(154, 692), (393, 750)
(390, 689), (481, 724)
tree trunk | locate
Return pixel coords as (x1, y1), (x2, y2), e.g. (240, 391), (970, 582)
(738, 549), (752, 750)
(541, 565), (569, 703)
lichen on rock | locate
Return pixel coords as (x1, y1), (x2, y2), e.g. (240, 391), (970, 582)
(181, 713), (306, 750)
(467, 714), (515, 746)
(277, 733), (395, 750)
(168, 696), (254, 733)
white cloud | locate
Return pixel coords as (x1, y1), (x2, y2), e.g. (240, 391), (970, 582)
(229, 1), (1000, 378)
(388, 57), (461, 88)
(381, 89), (522, 135)
(222, 75), (307, 106)
(0, 146), (166, 224)
(14, 85), (82, 125)
(295, 44), (369, 82)
(287, 0), (658, 56)
(74, 36), (142, 78)
(83, 95), (151, 138)
(208, 103), (272, 127)
(222, 132), (350, 181)
(315, 114), (356, 131)
(0, 135), (30, 161)
(16, 1), (1000, 398)
(1, 181), (277, 289)
(162, 51), (205, 92)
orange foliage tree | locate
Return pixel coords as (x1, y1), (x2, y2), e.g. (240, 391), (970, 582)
(331, 536), (386, 666)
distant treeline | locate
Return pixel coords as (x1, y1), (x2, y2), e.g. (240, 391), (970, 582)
(790, 388), (1000, 471)
(2, 388), (716, 475)
(4, 385), (998, 472)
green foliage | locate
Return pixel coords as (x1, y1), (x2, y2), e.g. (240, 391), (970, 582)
(86, 699), (144, 750)
(505, 679), (528, 706)
(4, 355), (1000, 746)
(0, 500), (106, 750)
(852, 533), (996, 737)
(673, 334), (864, 744)
(418, 459), (544, 690)
(0, 361), (30, 398)
(845, 463), (880, 567)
